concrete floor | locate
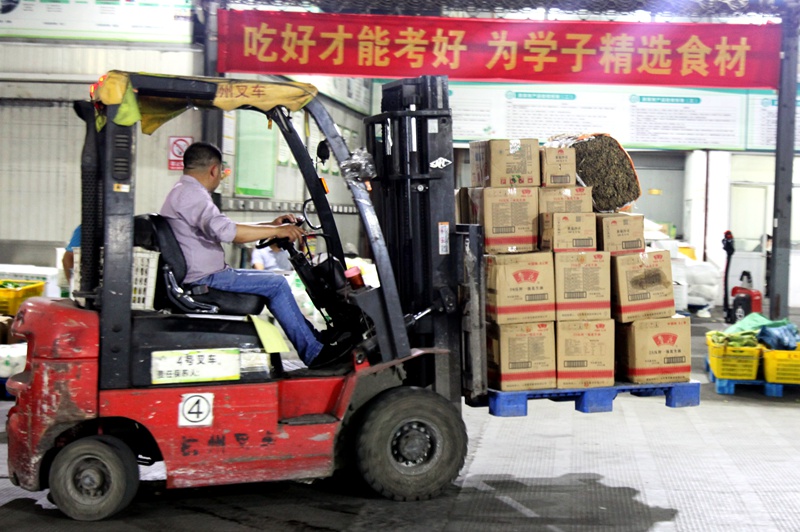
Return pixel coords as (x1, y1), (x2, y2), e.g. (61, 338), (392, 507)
(1, 309), (800, 530)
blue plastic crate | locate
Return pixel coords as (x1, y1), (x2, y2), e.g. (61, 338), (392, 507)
(488, 381), (701, 417)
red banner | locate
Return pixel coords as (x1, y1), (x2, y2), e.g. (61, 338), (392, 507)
(218, 11), (781, 89)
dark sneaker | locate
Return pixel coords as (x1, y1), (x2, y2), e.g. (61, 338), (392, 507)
(309, 343), (352, 368)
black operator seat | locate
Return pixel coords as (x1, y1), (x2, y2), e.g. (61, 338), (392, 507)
(133, 213), (265, 315)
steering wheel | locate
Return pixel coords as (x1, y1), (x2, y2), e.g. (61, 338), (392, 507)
(255, 215), (306, 250)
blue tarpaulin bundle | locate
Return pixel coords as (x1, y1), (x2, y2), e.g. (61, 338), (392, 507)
(757, 324), (800, 351)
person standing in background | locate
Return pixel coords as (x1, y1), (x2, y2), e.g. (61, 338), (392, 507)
(62, 225), (81, 283)
(252, 243), (292, 273)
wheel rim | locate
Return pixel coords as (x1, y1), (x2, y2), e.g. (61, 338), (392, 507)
(390, 420), (440, 472)
(68, 455), (113, 502)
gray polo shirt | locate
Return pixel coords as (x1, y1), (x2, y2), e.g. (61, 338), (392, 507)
(160, 174), (237, 284)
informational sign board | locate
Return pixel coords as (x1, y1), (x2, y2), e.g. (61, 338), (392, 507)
(152, 348), (240, 385)
(449, 82), (748, 150)
(0, 0), (192, 43)
(168, 136), (193, 171)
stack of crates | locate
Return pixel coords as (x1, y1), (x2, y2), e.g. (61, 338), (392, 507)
(0, 280), (45, 316)
(706, 328), (800, 389)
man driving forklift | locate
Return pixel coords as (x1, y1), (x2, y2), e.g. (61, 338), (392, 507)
(160, 142), (347, 367)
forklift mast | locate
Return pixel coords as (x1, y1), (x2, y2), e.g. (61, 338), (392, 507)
(365, 77), (485, 403)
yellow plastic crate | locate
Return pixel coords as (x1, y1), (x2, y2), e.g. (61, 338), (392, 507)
(706, 332), (761, 380)
(0, 279), (45, 316)
(763, 348), (800, 384)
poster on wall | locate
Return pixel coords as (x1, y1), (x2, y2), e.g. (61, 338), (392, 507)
(0, 0), (192, 43)
(745, 90), (800, 151)
(449, 82), (747, 150)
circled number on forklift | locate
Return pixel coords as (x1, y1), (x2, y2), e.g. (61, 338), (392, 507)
(179, 393), (214, 427)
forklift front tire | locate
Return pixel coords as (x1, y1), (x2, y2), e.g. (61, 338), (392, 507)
(48, 435), (140, 521)
(356, 387), (467, 501)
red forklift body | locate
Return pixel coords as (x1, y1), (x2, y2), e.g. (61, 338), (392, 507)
(7, 298), (100, 490)
(99, 378), (349, 488)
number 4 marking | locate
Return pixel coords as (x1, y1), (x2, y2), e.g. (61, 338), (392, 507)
(179, 393), (214, 427)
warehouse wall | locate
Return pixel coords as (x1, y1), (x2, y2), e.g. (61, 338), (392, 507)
(0, 42), (203, 266)
(684, 150), (800, 308)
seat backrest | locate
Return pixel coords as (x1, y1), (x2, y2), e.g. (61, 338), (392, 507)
(134, 213), (187, 311)
(134, 213), (265, 316)
(134, 214), (187, 284)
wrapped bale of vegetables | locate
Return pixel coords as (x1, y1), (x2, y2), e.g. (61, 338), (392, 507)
(707, 330), (759, 348)
(547, 133), (641, 212)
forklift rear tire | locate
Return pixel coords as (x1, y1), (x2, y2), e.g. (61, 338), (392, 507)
(48, 435), (140, 521)
(356, 387), (467, 501)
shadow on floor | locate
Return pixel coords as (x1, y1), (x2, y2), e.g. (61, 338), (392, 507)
(0, 472), (677, 532)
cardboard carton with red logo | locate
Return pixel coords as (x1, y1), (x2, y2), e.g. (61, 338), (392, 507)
(540, 147), (577, 187)
(617, 316), (691, 384)
(538, 186), (593, 214)
(487, 321), (557, 391)
(555, 251), (611, 321)
(539, 212), (596, 253)
(470, 139), (540, 188)
(611, 251), (675, 323)
(596, 212), (645, 256)
(468, 187), (539, 254)
(486, 252), (556, 324)
(556, 319), (615, 389)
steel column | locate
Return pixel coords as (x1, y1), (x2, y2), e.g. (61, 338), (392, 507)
(770, 9), (799, 319)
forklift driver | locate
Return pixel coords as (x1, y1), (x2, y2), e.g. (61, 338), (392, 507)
(160, 142), (345, 368)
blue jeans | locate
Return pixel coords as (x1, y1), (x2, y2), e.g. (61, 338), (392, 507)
(197, 268), (323, 365)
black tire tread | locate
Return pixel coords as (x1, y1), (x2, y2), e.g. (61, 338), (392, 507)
(48, 435), (140, 521)
(356, 387), (467, 502)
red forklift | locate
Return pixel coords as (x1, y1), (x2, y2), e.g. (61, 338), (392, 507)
(6, 71), (698, 522)
(5, 71), (485, 520)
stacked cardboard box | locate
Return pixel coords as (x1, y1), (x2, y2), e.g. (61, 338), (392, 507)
(616, 316), (691, 384)
(471, 139), (540, 187)
(611, 250), (689, 383)
(487, 322), (556, 391)
(540, 147), (576, 187)
(468, 187), (539, 254)
(556, 320), (615, 388)
(468, 138), (554, 391)
(553, 257), (614, 389)
(535, 174), (612, 389)
(485, 252), (557, 391)
(611, 250), (675, 323)
(540, 213), (597, 253)
(538, 186), (592, 214)
(596, 212), (645, 256)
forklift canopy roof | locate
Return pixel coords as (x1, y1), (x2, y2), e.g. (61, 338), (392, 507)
(93, 70), (319, 134)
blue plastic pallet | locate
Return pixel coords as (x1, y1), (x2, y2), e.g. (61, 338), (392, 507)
(707, 367), (788, 397)
(488, 381), (701, 417)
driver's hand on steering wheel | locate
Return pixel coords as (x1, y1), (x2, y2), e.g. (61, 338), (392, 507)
(273, 223), (305, 243)
(272, 213), (298, 226)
